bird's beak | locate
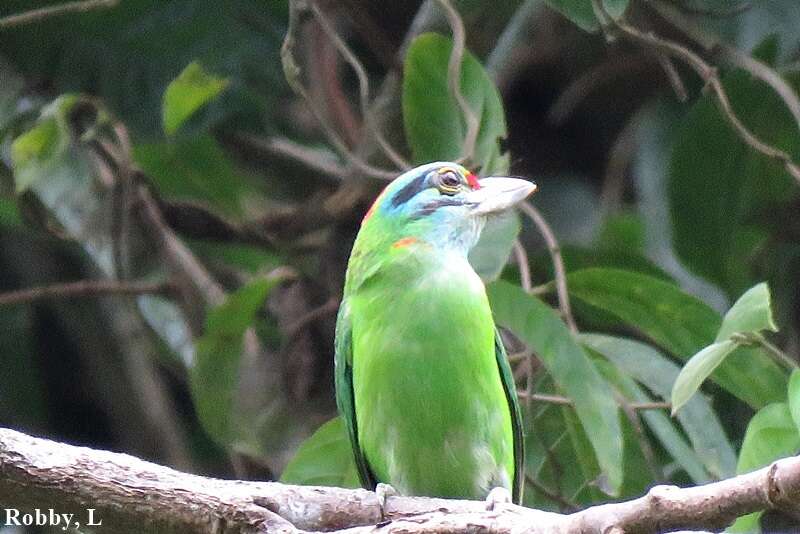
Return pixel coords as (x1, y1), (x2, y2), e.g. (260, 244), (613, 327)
(465, 177), (538, 216)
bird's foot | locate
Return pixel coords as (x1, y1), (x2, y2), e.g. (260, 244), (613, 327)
(485, 486), (513, 511)
(375, 483), (398, 520)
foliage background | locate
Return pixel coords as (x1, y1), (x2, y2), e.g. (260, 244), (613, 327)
(1, 0), (800, 531)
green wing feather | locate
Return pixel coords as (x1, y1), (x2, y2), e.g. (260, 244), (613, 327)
(494, 328), (525, 504)
(334, 299), (377, 489)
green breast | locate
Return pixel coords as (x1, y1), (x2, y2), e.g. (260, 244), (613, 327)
(349, 246), (514, 499)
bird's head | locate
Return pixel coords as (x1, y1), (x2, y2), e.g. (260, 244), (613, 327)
(360, 162), (537, 254)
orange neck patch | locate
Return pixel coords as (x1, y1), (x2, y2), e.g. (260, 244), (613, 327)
(391, 236), (419, 249)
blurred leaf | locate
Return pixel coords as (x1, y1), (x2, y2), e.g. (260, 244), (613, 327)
(672, 283), (781, 414)
(523, 400), (593, 509)
(729, 402), (800, 532)
(737, 402), (799, 474)
(582, 334), (735, 480)
(163, 61), (229, 136)
(403, 32), (509, 175)
(671, 340), (738, 416)
(188, 239), (283, 273)
(469, 211), (519, 281)
(669, 69), (800, 296)
(280, 417), (359, 488)
(10, 95), (79, 192)
(597, 212), (645, 253)
(594, 357), (709, 485)
(789, 370), (800, 432)
(133, 135), (257, 217)
(566, 268), (786, 408)
(0, 198), (22, 227)
(191, 277), (276, 445)
(542, 0), (628, 32)
(488, 280), (623, 495)
(715, 282), (778, 341)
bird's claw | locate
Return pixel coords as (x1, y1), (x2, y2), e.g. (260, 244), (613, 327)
(485, 486), (512, 511)
(375, 483), (398, 520)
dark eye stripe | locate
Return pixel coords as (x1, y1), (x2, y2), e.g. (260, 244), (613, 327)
(391, 174), (429, 208)
(410, 197), (464, 219)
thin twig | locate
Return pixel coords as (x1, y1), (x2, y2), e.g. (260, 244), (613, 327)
(595, 0), (800, 184)
(0, 279), (173, 306)
(599, 110), (642, 218)
(646, 0), (800, 131)
(512, 239), (533, 293)
(548, 54), (653, 125)
(0, 0), (117, 29)
(654, 53), (689, 102)
(660, 0), (751, 18)
(283, 297), (340, 344)
(518, 201), (578, 333)
(518, 391), (671, 411)
(618, 394), (663, 482)
(436, 0), (480, 166)
(281, 0), (398, 180)
(235, 133), (347, 179)
(309, 2), (410, 170)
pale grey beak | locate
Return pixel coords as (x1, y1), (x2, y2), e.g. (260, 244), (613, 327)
(465, 177), (538, 216)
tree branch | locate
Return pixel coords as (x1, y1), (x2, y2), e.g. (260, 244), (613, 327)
(2, 427), (798, 533)
(0, 279), (173, 306)
(0, 0), (118, 29)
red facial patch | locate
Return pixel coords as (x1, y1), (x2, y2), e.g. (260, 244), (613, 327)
(362, 186), (390, 224)
(391, 237), (418, 249)
(466, 172), (481, 190)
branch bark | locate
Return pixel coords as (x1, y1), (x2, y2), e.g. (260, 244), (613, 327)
(1, 427), (799, 533)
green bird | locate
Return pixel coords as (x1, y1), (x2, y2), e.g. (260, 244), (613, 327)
(335, 161), (536, 504)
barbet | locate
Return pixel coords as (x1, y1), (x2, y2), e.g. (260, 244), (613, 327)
(335, 162), (536, 504)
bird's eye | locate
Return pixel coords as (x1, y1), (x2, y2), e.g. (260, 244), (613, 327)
(437, 170), (461, 195)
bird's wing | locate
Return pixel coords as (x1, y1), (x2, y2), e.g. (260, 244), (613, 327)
(334, 298), (377, 489)
(494, 328), (525, 504)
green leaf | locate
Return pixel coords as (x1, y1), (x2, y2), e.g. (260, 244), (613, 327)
(10, 95), (79, 192)
(673, 283), (780, 414)
(543, 0), (628, 32)
(469, 210), (519, 282)
(133, 135), (256, 217)
(582, 334), (735, 481)
(789, 370), (800, 433)
(163, 61), (229, 135)
(671, 340), (738, 416)
(715, 282), (778, 342)
(280, 417), (360, 488)
(488, 281), (624, 495)
(191, 277), (276, 445)
(403, 32), (517, 281)
(729, 402), (800, 532)
(566, 268), (786, 408)
(403, 32), (509, 174)
(669, 69), (800, 296)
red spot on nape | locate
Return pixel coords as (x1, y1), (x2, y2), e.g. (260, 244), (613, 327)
(466, 172), (481, 190)
(392, 237), (418, 249)
(362, 186), (390, 224)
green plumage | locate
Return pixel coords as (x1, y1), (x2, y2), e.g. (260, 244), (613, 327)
(335, 162), (529, 503)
